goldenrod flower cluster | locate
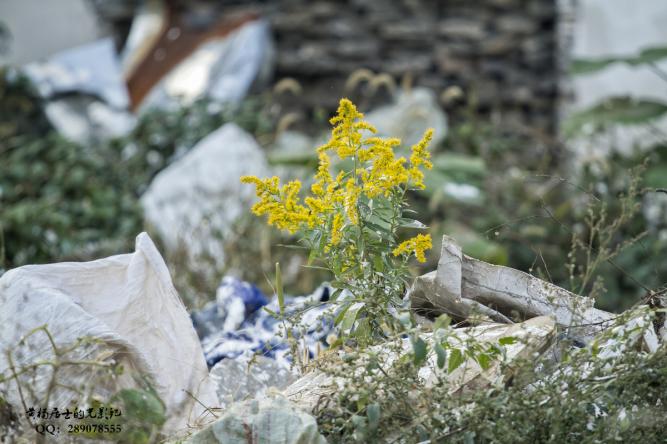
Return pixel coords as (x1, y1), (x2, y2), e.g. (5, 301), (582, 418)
(392, 233), (433, 263)
(239, 175), (311, 233)
(241, 98), (433, 258)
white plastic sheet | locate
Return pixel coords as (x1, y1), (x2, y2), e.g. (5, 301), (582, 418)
(141, 123), (269, 271)
(0, 232), (216, 433)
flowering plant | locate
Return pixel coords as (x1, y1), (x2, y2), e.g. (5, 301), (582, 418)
(241, 98), (433, 339)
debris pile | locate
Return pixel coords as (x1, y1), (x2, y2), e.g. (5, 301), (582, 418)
(1, 233), (664, 443)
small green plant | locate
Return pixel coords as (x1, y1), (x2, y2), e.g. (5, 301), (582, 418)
(242, 98), (434, 340)
(566, 165), (646, 301)
(315, 306), (666, 443)
(0, 325), (167, 444)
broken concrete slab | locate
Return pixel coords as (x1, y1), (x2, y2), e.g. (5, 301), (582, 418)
(209, 355), (297, 408)
(410, 235), (616, 343)
(184, 396), (326, 444)
(283, 316), (556, 413)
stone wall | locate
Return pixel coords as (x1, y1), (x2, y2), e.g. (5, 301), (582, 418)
(256, 0), (561, 135)
(93, 0), (563, 136)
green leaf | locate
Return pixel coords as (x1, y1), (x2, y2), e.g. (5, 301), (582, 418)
(275, 262), (285, 315)
(364, 221), (389, 240)
(448, 348), (465, 374)
(274, 243), (309, 250)
(498, 336), (518, 346)
(411, 336), (428, 366)
(433, 314), (451, 332)
(432, 154), (486, 179)
(570, 57), (619, 75)
(630, 46), (667, 66)
(334, 303), (352, 327)
(114, 387), (166, 427)
(565, 97), (667, 135)
(571, 45), (667, 75)
(476, 353), (491, 370)
(354, 317), (371, 341)
(341, 304), (362, 331)
(262, 307), (279, 317)
(434, 342), (446, 369)
(351, 415), (367, 436)
(646, 164), (667, 188)
(398, 218), (428, 229)
(366, 403), (381, 431)
(307, 238), (320, 266)
(372, 255), (385, 272)
(330, 287), (342, 301)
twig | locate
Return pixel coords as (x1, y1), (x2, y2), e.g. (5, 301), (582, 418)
(183, 389), (219, 419)
(5, 352), (29, 418)
(648, 62), (667, 84)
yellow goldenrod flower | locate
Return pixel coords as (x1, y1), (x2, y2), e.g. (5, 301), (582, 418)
(343, 178), (361, 225)
(330, 213), (344, 245)
(241, 99), (432, 262)
(393, 234), (432, 263)
(410, 129), (434, 169)
(241, 98), (434, 341)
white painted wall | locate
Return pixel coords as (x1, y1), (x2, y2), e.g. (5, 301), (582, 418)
(572, 0), (667, 109)
(570, 0), (667, 154)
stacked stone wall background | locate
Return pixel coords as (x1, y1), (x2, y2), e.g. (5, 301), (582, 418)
(255, 0), (560, 135)
(91, 0), (562, 136)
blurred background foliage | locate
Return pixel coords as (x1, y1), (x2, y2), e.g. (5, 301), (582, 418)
(2, 47), (667, 312)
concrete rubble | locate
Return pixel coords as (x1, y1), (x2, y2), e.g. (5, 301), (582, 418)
(282, 316), (556, 413)
(409, 235), (621, 344)
(209, 355), (297, 409)
(184, 396), (326, 444)
(1, 233), (663, 443)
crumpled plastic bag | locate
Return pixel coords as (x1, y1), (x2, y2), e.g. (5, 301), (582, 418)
(0, 232), (216, 433)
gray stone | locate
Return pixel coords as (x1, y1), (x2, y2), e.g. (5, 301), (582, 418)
(437, 19), (486, 40)
(434, 45), (474, 75)
(497, 14), (539, 35)
(210, 356), (297, 408)
(384, 52), (432, 75)
(381, 21), (436, 41)
(488, 0), (520, 9)
(333, 40), (380, 59)
(479, 34), (517, 56)
(365, 87), (448, 147)
(185, 396), (326, 444)
(259, 0), (559, 136)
